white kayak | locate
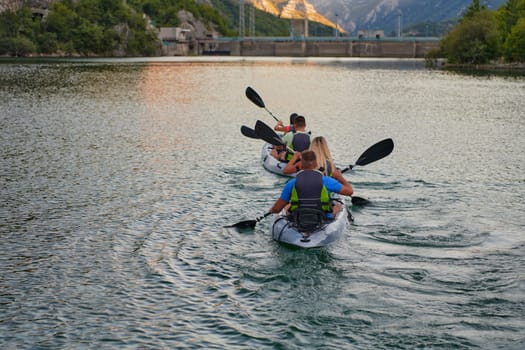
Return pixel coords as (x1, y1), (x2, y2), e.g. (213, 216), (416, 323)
(271, 195), (351, 248)
(261, 143), (296, 177)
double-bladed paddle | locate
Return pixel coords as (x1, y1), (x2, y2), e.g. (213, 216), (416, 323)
(254, 119), (291, 150)
(224, 212), (271, 229)
(253, 120), (394, 172)
(245, 86), (280, 122)
(340, 138), (394, 173)
(240, 125), (259, 139)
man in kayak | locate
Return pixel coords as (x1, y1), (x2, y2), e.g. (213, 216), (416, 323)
(273, 113), (297, 133)
(271, 115), (311, 162)
(282, 115), (310, 157)
(269, 150), (353, 219)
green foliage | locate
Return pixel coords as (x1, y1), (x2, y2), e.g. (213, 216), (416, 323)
(250, 10), (289, 36)
(128, 0), (226, 30)
(439, 0), (525, 64)
(440, 10), (501, 64)
(504, 17), (525, 61)
(0, 36), (37, 56)
(496, 0), (525, 37)
(72, 19), (105, 55)
(463, 0), (484, 20)
(36, 31), (59, 54)
(0, 0), (162, 56)
(45, 2), (79, 42)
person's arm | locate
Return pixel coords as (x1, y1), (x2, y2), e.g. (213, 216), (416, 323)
(269, 180), (295, 213)
(270, 199), (288, 214)
(274, 121), (288, 133)
(271, 147), (280, 159)
(331, 168), (351, 187)
(325, 176), (353, 197)
(283, 152), (302, 175)
(338, 182), (353, 196)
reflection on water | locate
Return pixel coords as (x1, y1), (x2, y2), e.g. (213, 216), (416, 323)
(1, 58), (524, 349)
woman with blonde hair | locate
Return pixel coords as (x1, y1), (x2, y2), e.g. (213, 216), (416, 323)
(309, 136), (336, 176)
(283, 136), (351, 188)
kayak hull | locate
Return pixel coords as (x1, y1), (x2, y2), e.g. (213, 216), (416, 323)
(261, 143), (295, 177)
(271, 196), (350, 248)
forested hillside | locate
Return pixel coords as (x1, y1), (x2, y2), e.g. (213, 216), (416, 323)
(432, 0), (525, 64)
(0, 0), (337, 56)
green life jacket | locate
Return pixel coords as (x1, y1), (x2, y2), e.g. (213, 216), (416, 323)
(290, 170), (331, 212)
(285, 132), (311, 161)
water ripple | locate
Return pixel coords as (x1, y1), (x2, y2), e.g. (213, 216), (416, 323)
(1, 59), (524, 349)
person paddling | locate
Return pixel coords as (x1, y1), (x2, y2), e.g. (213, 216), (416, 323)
(283, 136), (351, 189)
(269, 150), (353, 220)
(274, 113), (297, 133)
(271, 114), (310, 162)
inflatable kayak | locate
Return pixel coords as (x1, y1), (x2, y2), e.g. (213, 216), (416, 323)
(271, 195), (351, 248)
(261, 143), (296, 177)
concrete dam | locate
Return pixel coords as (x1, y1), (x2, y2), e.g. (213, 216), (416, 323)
(177, 37), (440, 58)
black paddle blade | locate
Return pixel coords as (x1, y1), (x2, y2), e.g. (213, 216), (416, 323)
(351, 196), (371, 206)
(254, 120), (285, 147)
(245, 87), (265, 108)
(240, 125), (259, 139)
(224, 220), (257, 229)
(355, 138), (394, 167)
(225, 212), (271, 229)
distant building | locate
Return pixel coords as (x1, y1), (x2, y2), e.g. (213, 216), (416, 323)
(159, 27), (193, 56)
(357, 30), (385, 39)
(159, 27), (192, 43)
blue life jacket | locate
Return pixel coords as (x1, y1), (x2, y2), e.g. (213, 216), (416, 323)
(290, 170), (331, 212)
(286, 132), (311, 161)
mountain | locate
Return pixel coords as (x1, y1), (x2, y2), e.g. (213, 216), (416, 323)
(251, 0), (339, 30)
(246, 0), (508, 36)
(305, 0), (507, 35)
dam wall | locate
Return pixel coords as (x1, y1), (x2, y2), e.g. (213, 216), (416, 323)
(204, 38), (440, 58)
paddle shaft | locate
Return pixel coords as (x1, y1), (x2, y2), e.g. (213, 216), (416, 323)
(245, 87), (280, 122)
(227, 212), (271, 229)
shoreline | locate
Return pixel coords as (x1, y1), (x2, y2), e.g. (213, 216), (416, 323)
(443, 62), (525, 71)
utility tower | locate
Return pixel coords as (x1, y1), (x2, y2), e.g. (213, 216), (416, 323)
(239, 0), (245, 37)
(249, 5), (255, 37)
(397, 10), (402, 37)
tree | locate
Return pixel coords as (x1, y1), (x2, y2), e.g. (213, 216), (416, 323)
(463, 0), (482, 20)
(504, 17), (525, 61)
(72, 20), (104, 55)
(440, 10), (501, 64)
(4, 36), (36, 56)
(45, 2), (79, 42)
(37, 32), (59, 54)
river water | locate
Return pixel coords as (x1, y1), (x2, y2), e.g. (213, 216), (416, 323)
(1, 57), (524, 349)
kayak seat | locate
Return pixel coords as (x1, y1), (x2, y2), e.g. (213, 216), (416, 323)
(290, 208), (326, 233)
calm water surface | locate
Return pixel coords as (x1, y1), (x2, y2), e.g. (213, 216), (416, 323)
(1, 57), (524, 349)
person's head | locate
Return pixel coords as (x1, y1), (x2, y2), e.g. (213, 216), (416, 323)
(300, 150), (317, 170)
(309, 136), (334, 175)
(289, 113), (298, 125)
(293, 115), (306, 129)
(310, 136), (332, 159)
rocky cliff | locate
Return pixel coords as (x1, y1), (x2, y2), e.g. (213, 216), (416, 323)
(0, 0), (54, 13)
